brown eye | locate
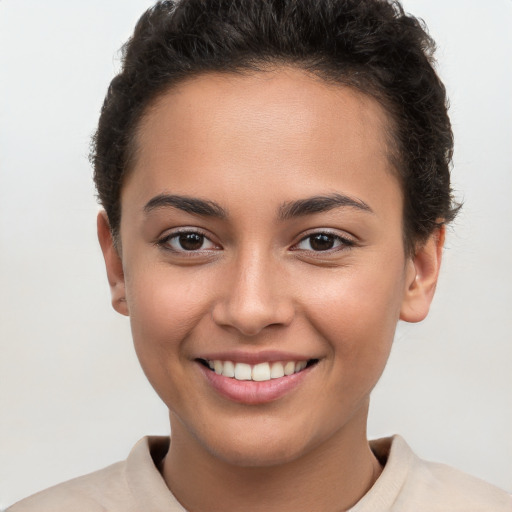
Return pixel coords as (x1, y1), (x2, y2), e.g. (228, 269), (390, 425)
(160, 231), (218, 252)
(294, 232), (354, 252)
(178, 233), (205, 250)
(309, 233), (335, 251)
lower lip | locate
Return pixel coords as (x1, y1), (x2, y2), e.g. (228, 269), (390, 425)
(198, 363), (315, 404)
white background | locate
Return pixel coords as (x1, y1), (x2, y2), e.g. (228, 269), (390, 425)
(0, 0), (511, 508)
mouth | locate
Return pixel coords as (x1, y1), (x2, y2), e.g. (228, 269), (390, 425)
(197, 358), (319, 382)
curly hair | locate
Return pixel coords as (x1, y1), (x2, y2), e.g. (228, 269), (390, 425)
(92, 0), (459, 252)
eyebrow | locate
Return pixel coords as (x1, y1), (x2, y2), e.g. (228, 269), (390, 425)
(279, 193), (373, 220)
(144, 194), (227, 218)
(143, 192), (372, 220)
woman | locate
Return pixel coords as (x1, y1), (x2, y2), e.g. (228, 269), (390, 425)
(6, 0), (511, 510)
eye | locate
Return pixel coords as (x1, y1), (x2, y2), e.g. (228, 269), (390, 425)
(294, 232), (353, 252)
(159, 231), (219, 252)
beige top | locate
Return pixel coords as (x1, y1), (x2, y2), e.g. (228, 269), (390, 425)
(7, 435), (511, 511)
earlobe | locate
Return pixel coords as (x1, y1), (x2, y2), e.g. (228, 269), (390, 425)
(97, 211), (129, 316)
(399, 226), (445, 323)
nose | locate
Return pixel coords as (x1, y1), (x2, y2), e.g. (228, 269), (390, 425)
(211, 249), (295, 337)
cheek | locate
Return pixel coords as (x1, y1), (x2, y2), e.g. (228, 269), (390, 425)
(123, 266), (218, 411)
(299, 260), (406, 376)
(125, 265), (214, 363)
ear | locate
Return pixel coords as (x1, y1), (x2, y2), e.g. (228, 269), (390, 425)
(400, 226), (445, 323)
(97, 211), (129, 316)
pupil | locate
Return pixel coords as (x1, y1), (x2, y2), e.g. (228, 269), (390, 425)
(310, 233), (334, 251)
(179, 233), (204, 250)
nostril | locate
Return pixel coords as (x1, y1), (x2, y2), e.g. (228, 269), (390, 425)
(211, 297), (295, 337)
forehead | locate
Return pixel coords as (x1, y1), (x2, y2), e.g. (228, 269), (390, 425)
(124, 67), (400, 219)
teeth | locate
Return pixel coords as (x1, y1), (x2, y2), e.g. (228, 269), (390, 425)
(295, 361), (307, 373)
(270, 362), (285, 378)
(207, 360), (310, 381)
(234, 362), (252, 381)
(284, 361), (296, 376)
(252, 363), (271, 381)
(222, 360), (235, 378)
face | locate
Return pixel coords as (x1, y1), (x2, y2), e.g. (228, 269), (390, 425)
(99, 67), (441, 467)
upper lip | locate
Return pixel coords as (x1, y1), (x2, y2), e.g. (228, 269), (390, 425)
(195, 350), (318, 365)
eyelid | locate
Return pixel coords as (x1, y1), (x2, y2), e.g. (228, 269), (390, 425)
(156, 227), (222, 252)
(290, 229), (356, 252)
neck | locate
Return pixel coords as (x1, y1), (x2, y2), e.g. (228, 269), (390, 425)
(161, 404), (382, 512)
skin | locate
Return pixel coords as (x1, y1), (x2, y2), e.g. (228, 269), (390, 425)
(98, 67), (444, 512)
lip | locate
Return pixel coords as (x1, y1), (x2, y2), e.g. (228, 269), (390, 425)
(197, 359), (317, 404)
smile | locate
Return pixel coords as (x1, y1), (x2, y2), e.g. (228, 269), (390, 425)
(197, 356), (320, 404)
(199, 359), (318, 382)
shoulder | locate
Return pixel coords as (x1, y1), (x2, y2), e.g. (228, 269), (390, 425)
(6, 436), (175, 512)
(6, 461), (130, 512)
(352, 435), (512, 512)
(404, 451), (512, 511)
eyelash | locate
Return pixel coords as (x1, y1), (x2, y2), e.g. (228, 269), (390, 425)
(157, 229), (355, 254)
(292, 231), (355, 253)
(157, 229), (220, 253)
